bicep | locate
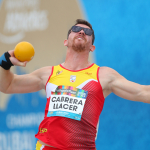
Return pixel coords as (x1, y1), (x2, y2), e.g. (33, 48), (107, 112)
(6, 73), (42, 94)
(6, 66), (51, 94)
(111, 75), (144, 102)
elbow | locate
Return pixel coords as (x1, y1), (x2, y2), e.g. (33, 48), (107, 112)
(0, 88), (10, 94)
(0, 83), (13, 94)
(0, 89), (8, 94)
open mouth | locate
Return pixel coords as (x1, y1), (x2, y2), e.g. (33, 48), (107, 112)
(76, 36), (85, 41)
(77, 37), (83, 40)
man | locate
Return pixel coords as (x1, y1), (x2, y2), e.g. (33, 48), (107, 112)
(0, 19), (150, 150)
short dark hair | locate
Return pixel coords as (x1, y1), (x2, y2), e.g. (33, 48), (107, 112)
(67, 19), (95, 44)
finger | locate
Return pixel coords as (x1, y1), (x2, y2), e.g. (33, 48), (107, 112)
(23, 61), (29, 67)
(9, 57), (28, 67)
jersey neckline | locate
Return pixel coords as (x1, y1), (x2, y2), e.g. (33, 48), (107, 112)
(59, 63), (94, 72)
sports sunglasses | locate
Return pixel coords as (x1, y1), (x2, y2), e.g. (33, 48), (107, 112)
(71, 26), (93, 36)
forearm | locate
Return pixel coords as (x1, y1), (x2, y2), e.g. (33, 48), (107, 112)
(139, 85), (150, 103)
(0, 67), (14, 93)
(124, 84), (150, 103)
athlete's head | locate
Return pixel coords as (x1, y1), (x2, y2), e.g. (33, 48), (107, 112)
(67, 19), (95, 45)
(65, 19), (95, 52)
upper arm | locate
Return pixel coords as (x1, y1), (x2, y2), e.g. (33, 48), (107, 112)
(6, 66), (52, 94)
(99, 67), (148, 102)
(110, 72), (144, 101)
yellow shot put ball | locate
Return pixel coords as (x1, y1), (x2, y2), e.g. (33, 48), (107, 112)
(14, 41), (35, 62)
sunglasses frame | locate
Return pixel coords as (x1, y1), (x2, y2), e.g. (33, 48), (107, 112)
(71, 26), (93, 36)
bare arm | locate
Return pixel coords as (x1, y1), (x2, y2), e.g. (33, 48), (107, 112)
(0, 50), (52, 94)
(99, 67), (150, 103)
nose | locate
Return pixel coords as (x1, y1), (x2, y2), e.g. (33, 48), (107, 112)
(78, 29), (85, 35)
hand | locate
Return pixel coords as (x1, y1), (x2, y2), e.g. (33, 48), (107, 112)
(8, 50), (28, 67)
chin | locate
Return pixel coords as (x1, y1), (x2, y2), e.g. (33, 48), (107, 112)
(72, 44), (86, 52)
(71, 38), (87, 52)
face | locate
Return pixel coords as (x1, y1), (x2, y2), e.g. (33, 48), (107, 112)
(65, 24), (94, 52)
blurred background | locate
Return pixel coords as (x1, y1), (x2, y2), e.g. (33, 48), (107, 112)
(0, 0), (150, 150)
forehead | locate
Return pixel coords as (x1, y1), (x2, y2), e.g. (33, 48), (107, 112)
(75, 24), (91, 29)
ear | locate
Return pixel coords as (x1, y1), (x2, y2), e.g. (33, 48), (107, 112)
(90, 45), (95, 52)
(64, 39), (68, 46)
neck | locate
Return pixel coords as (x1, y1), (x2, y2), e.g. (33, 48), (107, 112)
(62, 48), (92, 70)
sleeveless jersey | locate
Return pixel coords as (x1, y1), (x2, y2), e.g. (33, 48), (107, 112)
(35, 63), (105, 150)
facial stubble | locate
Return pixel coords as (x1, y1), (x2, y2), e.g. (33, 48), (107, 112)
(72, 37), (87, 52)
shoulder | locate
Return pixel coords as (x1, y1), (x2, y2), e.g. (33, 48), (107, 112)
(31, 66), (53, 85)
(98, 66), (122, 90)
(34, 66), (54, 89)
(98, 66), (118, 77)
(31, 66), (53, 77)
(94, 64), (117, 74)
